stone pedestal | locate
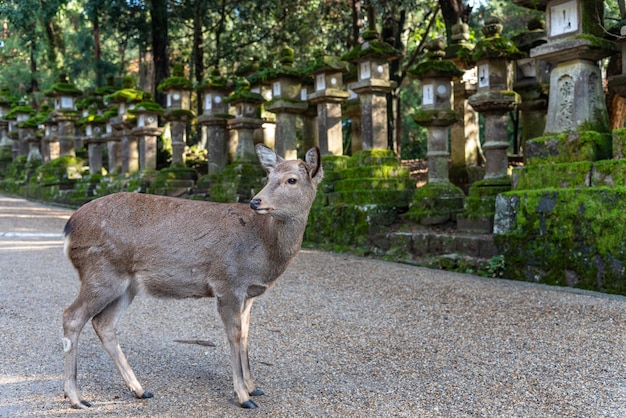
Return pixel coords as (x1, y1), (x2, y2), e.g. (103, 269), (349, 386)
(198, 116), (229, 174)
(228, 118), (262, 162)
(349, 79), (393, 150)
(26, 132), (42, 163)
(54, 115), (78, 157)
(131, 126), (162, 172)
(111, 116), (137, 174)
(266, 99), (308, 160)
(169, 120), (187, 165)
(84, 137), (104, 174)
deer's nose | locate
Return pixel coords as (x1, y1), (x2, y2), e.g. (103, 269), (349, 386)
(250, 199), (261, 210)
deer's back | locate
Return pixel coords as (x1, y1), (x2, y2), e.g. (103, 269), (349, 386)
(64, 192), (293, 299)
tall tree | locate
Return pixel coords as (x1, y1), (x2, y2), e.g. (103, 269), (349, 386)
(150, 0), (169, 105)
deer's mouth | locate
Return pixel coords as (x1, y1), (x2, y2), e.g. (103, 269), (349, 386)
(253, 207), (271, 215)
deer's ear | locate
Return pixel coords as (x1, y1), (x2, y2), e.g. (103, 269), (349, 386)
(305, 147), (324, 185)
(256, 144), (284, 173)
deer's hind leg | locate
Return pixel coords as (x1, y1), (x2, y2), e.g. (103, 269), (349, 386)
(91, 286), (152, 400)
(62, 274), (129, 409)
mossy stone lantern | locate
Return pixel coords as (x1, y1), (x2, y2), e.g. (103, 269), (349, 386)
(461, 16), (523, 233)
(199, 68), (231, 118)
(307, 54), (350, 155)
(158, 64), (193, 113)
(226, 79), (265, 162)
(265, 44), (308, 159)
(528, 0), (613, 144)
(0, 88), (16, 165)
(81, 112), (107, 175)
(344, 30), (401, 149)
(406, 38), (465, 225)
(198, 68), (231, 175)
(129, 100), (164, 173)
(7, 103), (35, 158)
(46, 73), (82, 113)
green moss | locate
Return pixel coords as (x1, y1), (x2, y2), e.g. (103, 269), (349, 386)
(342, 38), (401, 62)
(497, 187), (626, 294)
(129, 101), (164, 114)
(157, 76), (193, 92)
(406, 182), (465, 224)
(514, 162), (592, 190)
(408, 60), (463, 80)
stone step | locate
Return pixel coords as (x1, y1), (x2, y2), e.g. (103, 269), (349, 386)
(377, 230), (497, 260)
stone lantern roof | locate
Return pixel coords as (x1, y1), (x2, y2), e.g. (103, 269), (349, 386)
(198, 68), (230, 90)
(409, 38), (464, 80)
(44, 73), (82, 98)
(226, 79), (265, 104)
(106, 76), (145, 104)
(306, 52), (350, 75)
(459, 16), (523, 66)
(341, 30), (402, 62)
(157, 64), (194, 92)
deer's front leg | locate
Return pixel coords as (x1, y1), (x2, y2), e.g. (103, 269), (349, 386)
(217, 295), (258, 409)
(240, 297), (263, 397)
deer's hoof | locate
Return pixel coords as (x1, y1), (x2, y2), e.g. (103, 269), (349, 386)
(141, 391), (154, 399)
(250, 389), (264, 396)
(71, 400), (92, 409)
(240, 400), (258, 409)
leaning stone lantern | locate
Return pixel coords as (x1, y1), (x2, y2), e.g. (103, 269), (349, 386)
(406, 38), (465, 226)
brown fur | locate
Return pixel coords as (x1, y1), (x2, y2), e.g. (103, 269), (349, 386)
(62, 144), (323, 409)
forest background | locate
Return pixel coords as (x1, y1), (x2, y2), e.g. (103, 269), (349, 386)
(0, 0), (624, 160)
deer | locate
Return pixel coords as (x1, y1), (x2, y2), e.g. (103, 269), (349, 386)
(61, 144), (323, 409)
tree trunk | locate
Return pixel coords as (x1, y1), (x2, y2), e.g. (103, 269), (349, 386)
(150, 0), (169, 106)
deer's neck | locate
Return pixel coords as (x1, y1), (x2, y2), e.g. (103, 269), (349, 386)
(262, 214), (309, 265)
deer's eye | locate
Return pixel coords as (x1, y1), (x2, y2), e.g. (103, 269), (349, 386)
(287, 178), (297, 185)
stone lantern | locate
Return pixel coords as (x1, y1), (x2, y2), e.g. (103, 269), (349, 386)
(158, 64), (195, 166)
(512, 17), (549, 158)
(129, 100), (163, 173)
(265, 44), (308, 159)
(307, 54), (350, 155)
(461, 16), (522, 232)
(226, 79), (265, 162)
(236, 57), (275, 148)
(8, 103), (36, 158)
(101, 106), (121, 174)
(107, 76), (145, 174)
(345, 30), (400, 150)
(78, 110), (107, 174)
(444, 19), (483, 190)
(0, 88), (16, 166)
(526, 0), (615, 162)
(198, 68), (232, 175)
(406, 38), (465, 225)
(42, 116), (58, 162)
(45, 74), (82, 156)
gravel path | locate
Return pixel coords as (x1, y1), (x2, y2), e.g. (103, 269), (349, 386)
(0, 194), (625, 417)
